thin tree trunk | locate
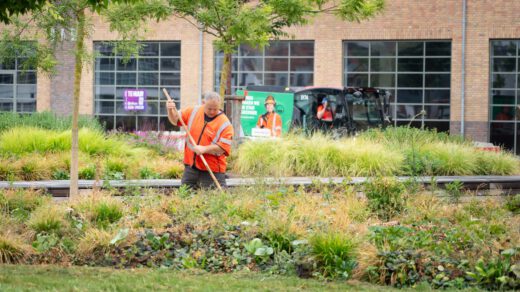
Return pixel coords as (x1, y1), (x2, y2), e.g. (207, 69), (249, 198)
(219, 52), (232, 108)
(70, 8), (85, 197)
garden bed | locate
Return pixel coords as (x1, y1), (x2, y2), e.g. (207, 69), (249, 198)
(1, 179), (519, 290)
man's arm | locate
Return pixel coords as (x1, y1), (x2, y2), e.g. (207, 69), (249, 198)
(193, 144), (225, 156)
(166, 100), (179, 125)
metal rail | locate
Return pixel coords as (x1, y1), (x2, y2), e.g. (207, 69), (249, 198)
(2, 176), (520, 197)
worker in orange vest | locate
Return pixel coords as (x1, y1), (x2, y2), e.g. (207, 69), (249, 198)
(256, 95), (282, 137)
(166, 91), (234, 189)
(317, 96), (333, 122)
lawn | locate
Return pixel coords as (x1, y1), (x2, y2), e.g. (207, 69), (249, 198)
(0, 265), (401, 292)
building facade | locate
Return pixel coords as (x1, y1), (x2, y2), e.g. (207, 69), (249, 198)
(2, 1), (520, 152)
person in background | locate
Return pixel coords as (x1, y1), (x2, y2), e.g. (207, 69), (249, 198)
(317, 95), (333, 122)
(256, 95), (282, 137)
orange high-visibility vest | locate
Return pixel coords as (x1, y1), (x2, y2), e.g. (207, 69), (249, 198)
(256, 112), (282, 137)
(178, 106), (234, 173)
(317, 105), (333, 122)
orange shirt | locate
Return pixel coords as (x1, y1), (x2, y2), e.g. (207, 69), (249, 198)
(178, 106), (234, 173)
(256, 112), (282, 137)
(317, 105), (333, 121)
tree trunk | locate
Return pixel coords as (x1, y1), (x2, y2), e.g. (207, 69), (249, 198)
(219, 52), (232, 108)
(70, 8), (85, 197)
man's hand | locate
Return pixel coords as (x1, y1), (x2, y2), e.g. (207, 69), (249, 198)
(193, 145), (206, 155)
(166, 98), (179, 125)
(166, 99), (177, 114)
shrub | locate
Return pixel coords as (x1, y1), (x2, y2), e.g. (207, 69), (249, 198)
(0, 162), (16, 181)
(27, 204), (68, 235)
(466, 249), (520, 290)
(445, 180), (464, 204)
(104, 159), (128, 180)
(0, 111), (103, 133)
(0, 233), (32, 264)
(505, 194), (520, 214)
(139, 167), (161, 179)
(364, 177), (406, 221)
(79, 164), (97, 180)
(0, 189), (49, 218)
(310, 233), (358, 279)
(93, 202), (124, 229)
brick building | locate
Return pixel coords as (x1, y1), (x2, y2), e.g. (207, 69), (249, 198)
(2, 1), (520, 153)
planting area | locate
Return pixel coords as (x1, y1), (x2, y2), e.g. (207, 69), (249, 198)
(0, 113), (184, 181)
(1, 181), (519, 290)
(234, 128), (520, 177)
(1, 113), (520, 182)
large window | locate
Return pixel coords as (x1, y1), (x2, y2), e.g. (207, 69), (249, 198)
(215, 41), (314, 93)
(0, 55), (37, 113)
(94, 41), (181, 131)
(343, 41), (451, 132)
(489, 40), (520, 153)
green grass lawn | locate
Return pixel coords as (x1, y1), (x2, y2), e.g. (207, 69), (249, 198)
(0, 265), (404, 292)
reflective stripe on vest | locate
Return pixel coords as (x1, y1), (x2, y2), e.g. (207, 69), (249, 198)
(220, 137), (232, 145)
(211, 120), (232, 144)
(187, 106), (201, 130)
(186, 106), (202, 149)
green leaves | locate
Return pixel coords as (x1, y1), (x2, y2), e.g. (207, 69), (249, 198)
(244, 238), (274, 262)
(110, 228), (129, 245)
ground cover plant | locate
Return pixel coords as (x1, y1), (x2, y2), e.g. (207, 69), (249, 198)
(0, 181), (518, 290)
(233, 127), (520, 177)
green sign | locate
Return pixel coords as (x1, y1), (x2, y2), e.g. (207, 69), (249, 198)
(236, 90), (294, 136)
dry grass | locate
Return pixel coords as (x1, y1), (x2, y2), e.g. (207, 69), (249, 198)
(27, 203), (68, 235)
(134, 208), (171, 229)
(70, 191), (126, 229)
(76, 228), (115, 257)
(0, 232), (33, 264)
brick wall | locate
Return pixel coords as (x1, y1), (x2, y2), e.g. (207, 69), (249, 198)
(35, 0), (520, 142)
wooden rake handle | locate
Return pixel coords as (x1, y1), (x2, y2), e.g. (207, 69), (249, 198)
(162, 88), (223, 192)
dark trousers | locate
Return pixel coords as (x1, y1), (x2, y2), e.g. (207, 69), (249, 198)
(181, 165), (227, 189)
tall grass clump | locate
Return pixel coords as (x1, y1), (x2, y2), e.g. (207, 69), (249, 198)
(76, 228), (115, 257)
(0, 189), (50, 216)
(0, 112), (103, 133)
(0, 233), (32, 264)
(419, 142), (479, 175)
(310, 233), (358, 279)
(27, 204), (68, 235)
(234, 133), (403, 177)
(360, 126), (466, 148)
(475, 150), (520, 175)
(73, 195), (124, 229)
(0, 127), (55, 155)
(0, 127), (137, 156)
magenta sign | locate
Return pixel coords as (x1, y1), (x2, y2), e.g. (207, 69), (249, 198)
(124, 89), (147, 111)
